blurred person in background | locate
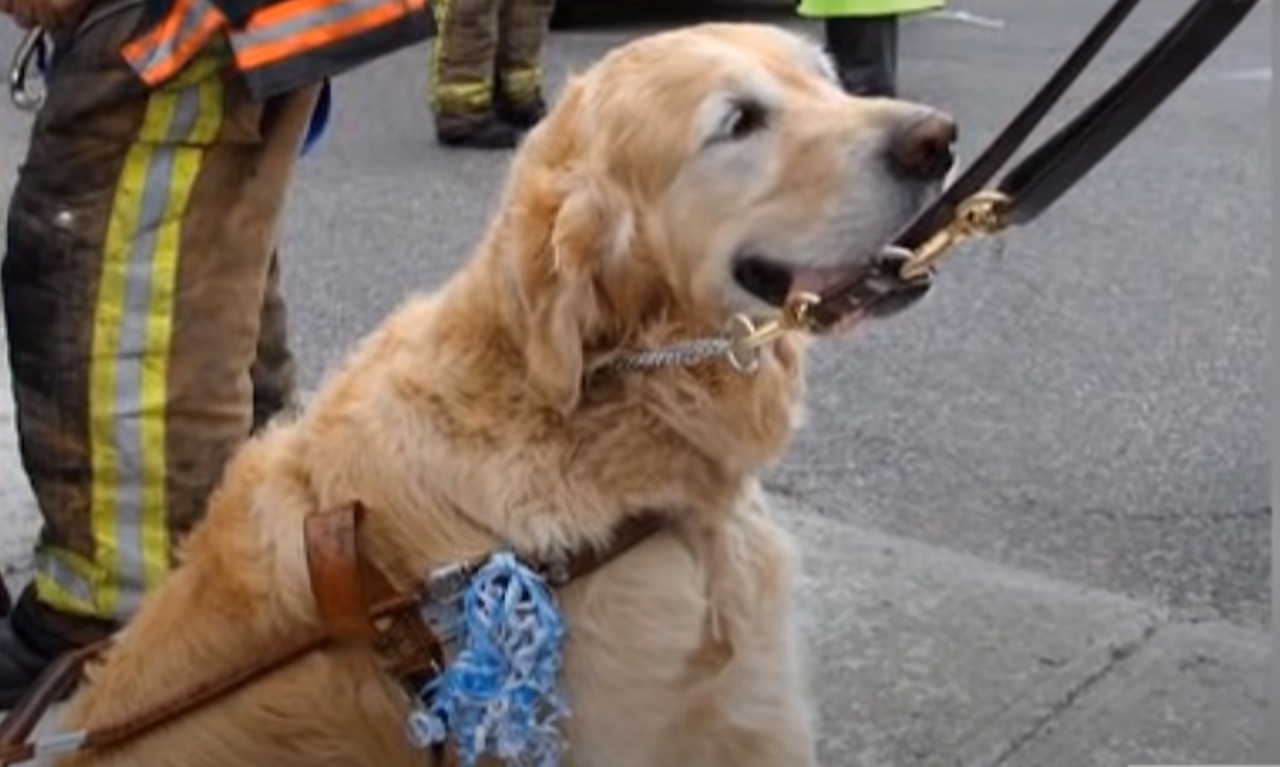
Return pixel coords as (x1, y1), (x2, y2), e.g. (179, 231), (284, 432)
(799, 0), (944, 97)
(428, 0), (555, 148)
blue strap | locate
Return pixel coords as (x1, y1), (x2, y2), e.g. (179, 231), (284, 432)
(300, 77), (332, 157)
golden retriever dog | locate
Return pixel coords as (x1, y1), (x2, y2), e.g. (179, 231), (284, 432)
(52, 21), (954, 767)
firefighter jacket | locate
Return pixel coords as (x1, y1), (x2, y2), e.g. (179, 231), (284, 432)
(120, 0), (432, 98)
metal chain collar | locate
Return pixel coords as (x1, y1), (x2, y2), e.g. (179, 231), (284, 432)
(596, 292), (823, 377)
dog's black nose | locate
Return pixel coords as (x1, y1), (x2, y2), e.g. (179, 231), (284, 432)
(888, 113), (957, 181)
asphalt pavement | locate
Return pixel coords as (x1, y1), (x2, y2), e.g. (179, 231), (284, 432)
(0, 0), (1273, 764)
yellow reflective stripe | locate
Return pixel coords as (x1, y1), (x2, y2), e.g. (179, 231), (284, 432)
(140, 63), (224, 594)
(427, 0), (448, 110)
(501, 66), (541, 101)
(167, 37), (228, 92)
(90, 142), (146, 620)
(428, 0), (489, 112)
(192, 55), (225, 143)
(434, 82), (492, 111)
(85, 53), (225, 620)
(34, 572), (93, 614)
(32, 547), (100, 615)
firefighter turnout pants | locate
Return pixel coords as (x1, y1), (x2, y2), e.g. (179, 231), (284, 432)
(429, 0), (554, 130)
(3, 4), (319, 636)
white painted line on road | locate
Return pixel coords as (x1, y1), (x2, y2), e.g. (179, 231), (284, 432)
(1217, 67), (1272, 82)
(927, 9), (1006, 30)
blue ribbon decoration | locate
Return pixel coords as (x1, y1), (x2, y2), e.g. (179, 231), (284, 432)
(406, 552), (570, 767)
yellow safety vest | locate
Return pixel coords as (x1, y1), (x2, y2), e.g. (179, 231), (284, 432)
(797, 0), (944, 18)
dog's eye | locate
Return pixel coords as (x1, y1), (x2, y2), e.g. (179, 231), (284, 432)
(723, 100), (769, 141)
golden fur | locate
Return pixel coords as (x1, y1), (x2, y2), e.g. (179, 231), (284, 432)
(55, 22), (948, 767)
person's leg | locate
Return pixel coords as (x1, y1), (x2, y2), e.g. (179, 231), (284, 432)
(250, 249), (299, 433)
(493, 0), (554, 130)
(160, 79), (319, 543)
(428, 0), (517, 148)
(0, 6), (317, 706)
(824, 14), (899, 97)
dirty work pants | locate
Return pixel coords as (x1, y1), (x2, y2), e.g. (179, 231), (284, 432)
(429, 0), (554, 131)
(2, 2), (319, 642)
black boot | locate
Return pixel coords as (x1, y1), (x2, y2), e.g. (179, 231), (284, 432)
(435, 112), (520, 150)
(825, 15), (899, 98)
(0, 585), (116, 709)
(496, 93), (548, 131)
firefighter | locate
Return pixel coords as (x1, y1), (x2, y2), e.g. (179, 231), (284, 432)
(428, 0), (556, 148)
(798, 0), (945, 97)
(0, 0), (430, 707)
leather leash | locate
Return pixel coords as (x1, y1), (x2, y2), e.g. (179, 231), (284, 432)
(731, 0), (1261, 346)
(0, 503), (665, 765)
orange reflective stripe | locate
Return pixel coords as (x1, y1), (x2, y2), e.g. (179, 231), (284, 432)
(233, 0), (425, 70)
(121, 0), (193, 66)
(244, 0), (347, 30)
(120, 17), (172, 64)
(123, 0), (428, 90)
(139, 12), (224, 85)
(121, 0), (227, 87)
(237, 0), (392, 48)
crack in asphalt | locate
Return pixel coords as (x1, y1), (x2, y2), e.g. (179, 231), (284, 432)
(983, 623), (1161, 767)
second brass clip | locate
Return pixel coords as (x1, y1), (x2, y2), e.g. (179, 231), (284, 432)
(897, 190), (1012, 280)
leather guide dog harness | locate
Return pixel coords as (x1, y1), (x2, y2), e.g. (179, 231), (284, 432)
(0, 0), (1260, 762)
(0, 503), (664, 765)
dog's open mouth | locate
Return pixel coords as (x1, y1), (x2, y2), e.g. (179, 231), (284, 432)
(732, 252), (931, 325)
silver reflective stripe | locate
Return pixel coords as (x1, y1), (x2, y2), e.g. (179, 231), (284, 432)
(34, 731), (88, 757)
(35, 550), (95, 607)
(230, 0), (391, 50)
(110, 83), (204, 619)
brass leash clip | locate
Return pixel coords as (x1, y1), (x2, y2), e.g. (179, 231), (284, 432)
(897, 190), (1012, 280)
(725, 292), (822, 374)
(718, 190), (1011, 375)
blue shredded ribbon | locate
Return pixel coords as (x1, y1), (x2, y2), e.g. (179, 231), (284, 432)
(406, 552), (570, 767)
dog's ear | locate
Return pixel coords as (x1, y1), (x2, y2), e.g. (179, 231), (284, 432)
(518, 173), (635, 415)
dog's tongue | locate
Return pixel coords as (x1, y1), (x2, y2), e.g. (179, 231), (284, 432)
(788, 265), (856, 301)
(788, 266), (866, 335)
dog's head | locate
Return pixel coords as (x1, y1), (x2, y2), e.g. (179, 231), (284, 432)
(499, 23), (954, 410)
